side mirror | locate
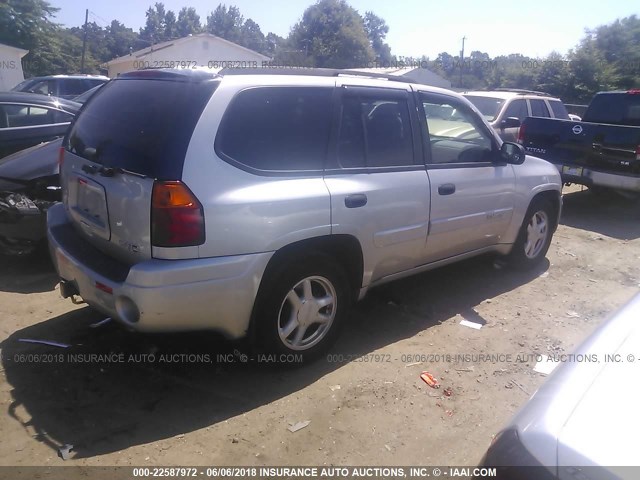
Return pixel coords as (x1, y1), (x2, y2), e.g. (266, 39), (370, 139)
(500, 117), (521, 129)
(500, 142), (526, 165)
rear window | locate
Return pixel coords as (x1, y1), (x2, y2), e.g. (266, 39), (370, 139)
(548, 100), (569, 119)
(584, 93), (640, 126)
(216, 87), (333, 172)
(67, 78), (218, 179)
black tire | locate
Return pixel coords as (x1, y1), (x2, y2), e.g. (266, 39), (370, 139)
(255, 253), (350, 363)
(508, 198), (554, 269)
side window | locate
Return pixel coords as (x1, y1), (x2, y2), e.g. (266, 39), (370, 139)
(547, 100), (569, 119)
(529, 99), (550, 118)
(52, 110), (74, 123)
(420, 93), (494, 164)
(2, 104), (56, 127)
(336, 92), (414, 168)
(59, 79), (91, 96)
(502, 99), (528, 121)
(216, 87), (333, 172)
(29, 81), (52, 95)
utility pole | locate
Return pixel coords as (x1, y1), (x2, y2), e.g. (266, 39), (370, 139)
(80, 9), (89, 73)
(459, 36), (466, 89)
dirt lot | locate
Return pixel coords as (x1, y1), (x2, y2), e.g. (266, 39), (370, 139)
(1, 185), (639, 467)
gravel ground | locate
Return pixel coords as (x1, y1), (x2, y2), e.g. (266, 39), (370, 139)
(1, 185), (638, 467)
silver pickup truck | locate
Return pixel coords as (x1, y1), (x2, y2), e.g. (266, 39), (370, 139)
(47, 68), (562, 361)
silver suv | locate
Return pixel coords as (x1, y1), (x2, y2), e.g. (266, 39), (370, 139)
(463, 89), (570, 142)
(48, 69), (562, 360)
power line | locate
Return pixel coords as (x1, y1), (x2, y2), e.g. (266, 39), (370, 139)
(89, 10), (110, 27)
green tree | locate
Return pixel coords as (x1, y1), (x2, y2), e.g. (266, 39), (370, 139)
(164, 10), (177, 40)
(586, 15), (640, 90)
(265, 32), (284, 57)
(141, 2), (168, 43)
(105, 20), (139, 60)
(532, 51), (571, 98)
(240, 18), (266, 53)
(176, 7), (202, 37)
(286, 0), (374, 68)
(206, 5), (244, 44)
(363, 11), (391, 63)
(0, 0), (63, 76)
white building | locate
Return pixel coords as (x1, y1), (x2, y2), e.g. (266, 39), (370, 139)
(349, 66), (451, 89)
(0, 42), (29, 90)
(102, 33), (271, 78)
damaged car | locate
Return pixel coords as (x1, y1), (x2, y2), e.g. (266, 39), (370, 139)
(0, 85), (102, 256)
(0, 139), (62, 255)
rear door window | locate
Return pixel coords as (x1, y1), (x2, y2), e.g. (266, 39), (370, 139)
(502, 99), (528, 121)
(67, 78), (218, 180)
(547, 100), (569, 119)
(0, 104), (68, 127)
(334, 91), (415, 169)
(216, 87), (333, 173)
(529, 99), (550, 117)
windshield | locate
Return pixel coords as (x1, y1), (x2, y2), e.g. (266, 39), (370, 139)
(463, 95), (505, 122)
(11, 79), (38, 92)
(585, 93), (640, 125)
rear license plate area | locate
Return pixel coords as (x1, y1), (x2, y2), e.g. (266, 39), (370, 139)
(72, 175), (110, 240)
(562, 165), (583, 176)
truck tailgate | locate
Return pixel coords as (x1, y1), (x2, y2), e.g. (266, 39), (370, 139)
(521, 117), (640, 176)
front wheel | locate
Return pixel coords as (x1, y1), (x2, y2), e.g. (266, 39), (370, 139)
(255, 254), (350, 362)
(508, 199), (554, 269)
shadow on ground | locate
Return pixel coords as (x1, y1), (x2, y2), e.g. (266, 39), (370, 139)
(0, 249), (58, 294)
(560, 188), (640, 240)
(1, 255), (547, 460)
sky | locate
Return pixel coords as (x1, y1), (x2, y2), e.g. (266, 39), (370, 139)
(49, 0), (638, 59)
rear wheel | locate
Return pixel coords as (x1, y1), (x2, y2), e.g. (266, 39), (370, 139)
(256, 254), (350, 362)
(508, 198), (554, 269)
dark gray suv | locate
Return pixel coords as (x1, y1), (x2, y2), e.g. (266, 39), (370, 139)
(12, 75), (109, 100)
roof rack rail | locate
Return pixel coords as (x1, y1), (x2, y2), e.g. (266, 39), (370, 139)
(218, 67), (415, 84)
(494, 88), (552, 97)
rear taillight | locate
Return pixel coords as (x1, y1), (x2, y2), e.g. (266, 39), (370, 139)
(627, 89), (640, 95)
(636, 145), (640, 161)
(517, 122), (525, 144)
(58, 147), (65, 167)
(151, 181), (205, 247)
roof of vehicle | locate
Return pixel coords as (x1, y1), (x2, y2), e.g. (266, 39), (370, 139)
(117, 67), (459, 99)
(0, 92), (82, 112)
(463, 90), (561, 101)
(119, 66), (423, 84)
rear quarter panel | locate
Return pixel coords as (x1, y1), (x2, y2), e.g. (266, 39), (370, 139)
(181, 77), (333, 259)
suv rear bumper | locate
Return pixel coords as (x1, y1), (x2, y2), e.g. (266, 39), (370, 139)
(47, 203), (272, 338)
